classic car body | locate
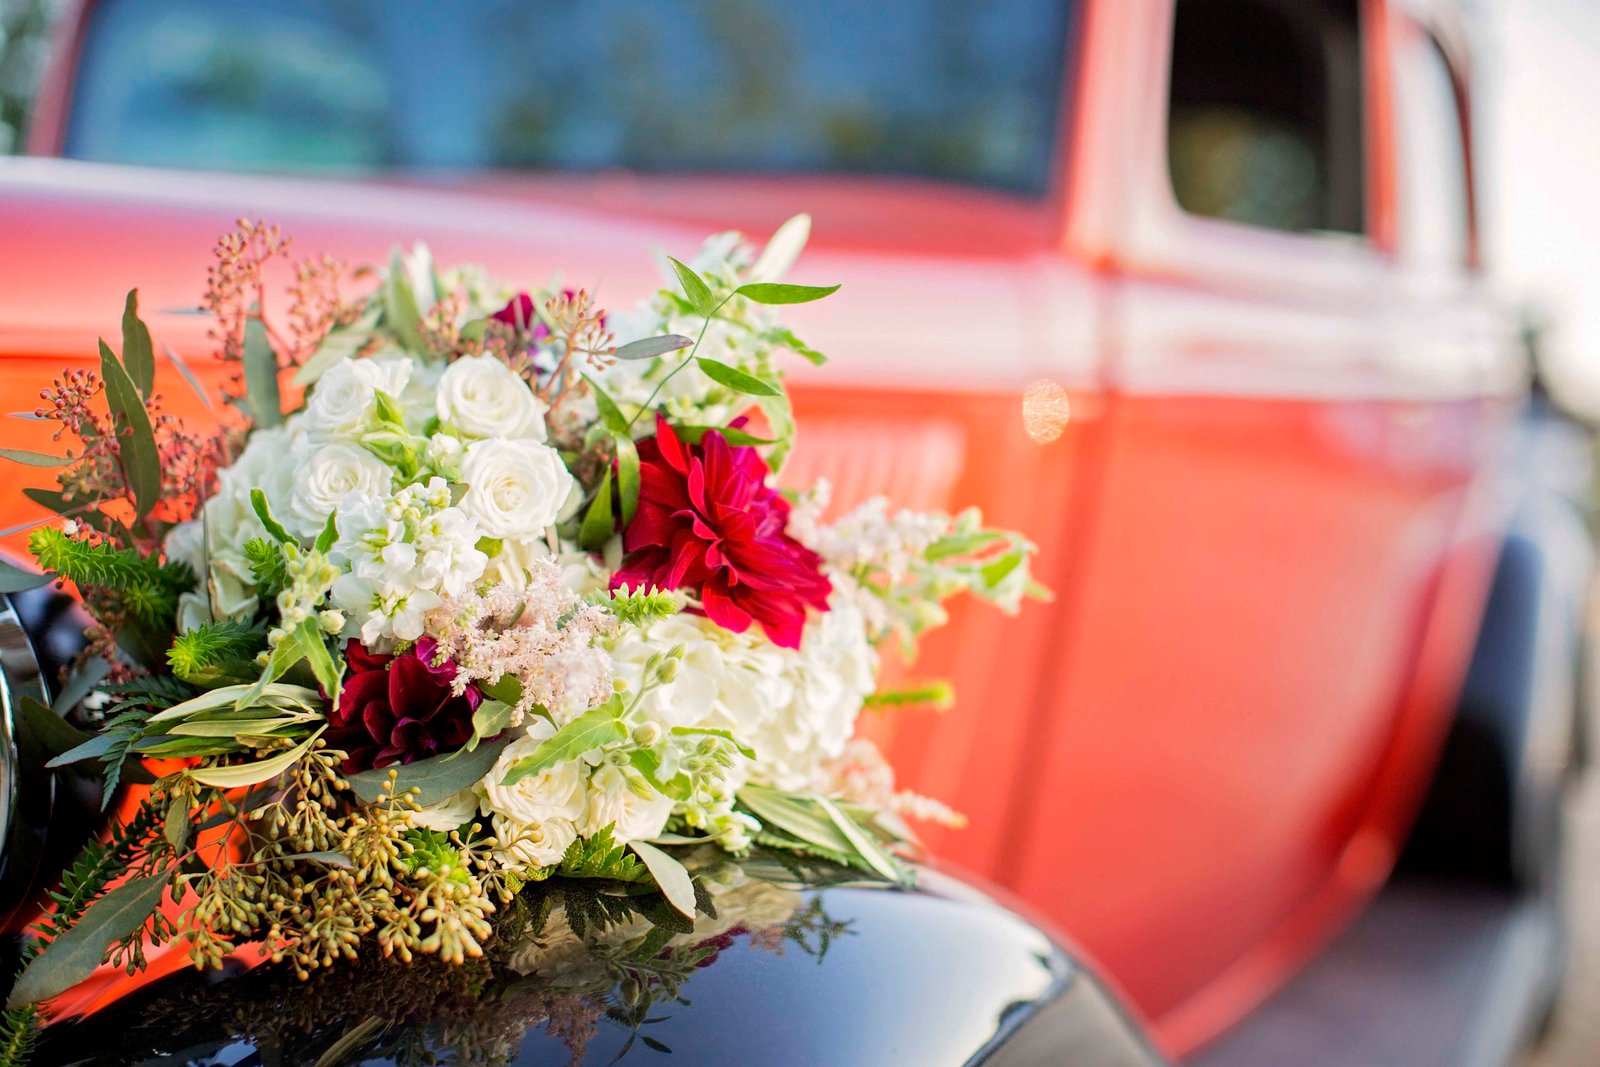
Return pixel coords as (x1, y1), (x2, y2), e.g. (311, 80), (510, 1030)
(0, 0), (1588, 1062)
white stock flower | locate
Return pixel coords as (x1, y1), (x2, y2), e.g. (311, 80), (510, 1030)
(580, 759), (674, 843)
(329, 478), (488, 649)
(458, 439), (574, 538)
(288, 443), (392, 537)
(436, 355), (548, 441)
(301, 356), (412, 439)
(409, 787), (482, 832)
(478, 722), (587, 826)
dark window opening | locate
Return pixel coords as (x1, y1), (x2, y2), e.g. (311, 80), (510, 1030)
(1167, 0), (1365, 235)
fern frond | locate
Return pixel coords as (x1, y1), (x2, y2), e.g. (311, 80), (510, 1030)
(556, 825), (647, 882)
(168, 621), (266, 682)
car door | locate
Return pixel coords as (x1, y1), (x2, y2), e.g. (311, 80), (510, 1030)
(1005, 0), (1521, 1055)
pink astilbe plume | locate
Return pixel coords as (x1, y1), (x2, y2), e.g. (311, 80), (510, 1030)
(425, 560), (617, 724)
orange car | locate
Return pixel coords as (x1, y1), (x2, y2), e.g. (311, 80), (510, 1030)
(0, 0), (1590, 1061)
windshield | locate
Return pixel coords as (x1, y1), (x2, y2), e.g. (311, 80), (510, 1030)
(64, 0), (1075, 196)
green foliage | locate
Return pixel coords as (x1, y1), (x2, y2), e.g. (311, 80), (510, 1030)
(602, 586), (679, 627)
(243, 537), (289, 597)
(555, 825), (647, 883)
(578, 467), (615, 551)
(667, 257), (715, 316)
(98, 330), (161, 521)
(733, 281), (840, 305)
(27, 526), (193, 629)
(121, 290), (156, 399)
(863, 680), (955, 712)
(501, 699), (627, 786)
(167, 621), (266, 684)
(241, 315), (283, 428)
(738, 785), (908, 884)
(695, 357), (780, 397)
(347, 736), (512, 807)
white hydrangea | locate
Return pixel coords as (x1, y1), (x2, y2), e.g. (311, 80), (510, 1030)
(612, 600), (878, 793)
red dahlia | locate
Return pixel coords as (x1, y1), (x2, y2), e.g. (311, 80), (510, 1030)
(611, 416), (831, 649)
(326, 639), (482, 774)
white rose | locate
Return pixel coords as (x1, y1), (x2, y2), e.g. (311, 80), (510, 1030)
(480, 535), (552, 591)
(492, 813), (577, 869)
(288, 443), (392, 537)
(302, 356), (412, 439)
(409, 788), (482, 833)
(459, 439), (574, 538)
(580, 760), (674, 843)
(437, 355), (548, 441)
(478, 724), (588, 825)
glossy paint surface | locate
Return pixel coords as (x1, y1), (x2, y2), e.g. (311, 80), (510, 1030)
(0, 0), (1523, 1057)
(27, 865), (1159, 1067)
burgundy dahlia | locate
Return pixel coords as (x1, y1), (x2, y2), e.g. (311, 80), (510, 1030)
(610, 416), (831, 649)
(326, 640), (482, 774)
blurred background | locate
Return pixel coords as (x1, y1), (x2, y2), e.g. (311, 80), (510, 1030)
(1, 1), (1598, 1064)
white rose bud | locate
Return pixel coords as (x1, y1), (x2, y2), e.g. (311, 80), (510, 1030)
(302, 357), (413, 439)
(289, 443), (392, 537)
(459, 439), (575, 538)
(437, 355), (548, 441)
(580, 761), (673, 843)
(491, 813), (577, 869)
(409, 788), (482, 833)
(478, 725), (587, 825)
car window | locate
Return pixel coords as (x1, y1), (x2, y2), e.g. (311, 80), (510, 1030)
(1393, 31), (1470, 271)
(1166, 0), (1365, 235)
(65, 0), (1077, 197)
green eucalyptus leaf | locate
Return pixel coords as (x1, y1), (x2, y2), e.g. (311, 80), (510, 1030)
(734, 282), (840, 305)
(187, 728), (324, 789)
(612, 334), (693, 361)
(52, 657), (111, 717)
(696, 358), (781, 397)
(766, 326), (828, 366)
(295, 305), (380, 386)
(346, 736), (512, 806)
(583, 374), (629, 435)
(383, 247), (426, 352)
(0, 557), (52, 594)
(502, 702), (626, 786)
(0, 448), (70, 468)
(5, 873), (170, 1009)
(241, 316), (283, 429)
(121, 290), (156, 398)
(613, 433), (640, 527)
(671, 425), (777, 448)
(578, 468), (616, 551)
(98, 338), (161, 520)
(668, 257), (715, 316)
(15, 695), (93, 769)
(629, 840), (696, 919)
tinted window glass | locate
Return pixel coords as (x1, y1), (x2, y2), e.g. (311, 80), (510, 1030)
(1167, 0), (1365, 234)
(66, 0), (1075, 195)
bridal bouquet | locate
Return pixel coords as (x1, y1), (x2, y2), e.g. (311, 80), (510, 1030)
(0, 217), (1040, 1027)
